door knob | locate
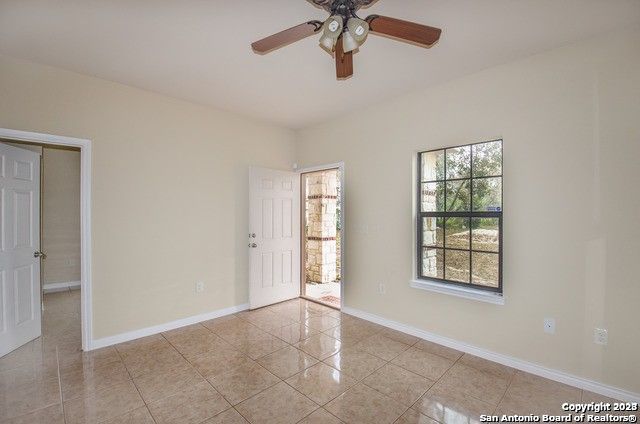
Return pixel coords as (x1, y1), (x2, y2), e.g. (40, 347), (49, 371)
(34, 251), (47, 259)
(248, 243), (257, 248)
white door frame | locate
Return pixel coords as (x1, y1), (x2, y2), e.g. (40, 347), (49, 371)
(0, 128), (93, 352)
(297, 162), (345, 311)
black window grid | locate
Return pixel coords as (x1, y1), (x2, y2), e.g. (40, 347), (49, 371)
(417, 139), (503, 293)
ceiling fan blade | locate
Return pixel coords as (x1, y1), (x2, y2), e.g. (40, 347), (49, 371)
(335, 36), (353, 80)
(366, 15), (441, 48)
(252, 21), (323, 54)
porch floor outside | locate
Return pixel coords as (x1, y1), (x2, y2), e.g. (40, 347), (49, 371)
(304, 282), (341, 308)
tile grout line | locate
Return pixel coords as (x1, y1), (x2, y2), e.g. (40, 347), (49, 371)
(161, 328), (276, 422)
(231, 404), (254, 424)
(208, 303), (344, 419)
(332, 330), (453, 422)
(122, 329), (227, 423)
(299, 327), (415, 422)
(344, 320), (531, 415)
(404, 343), (516, 421)
(280, 373), (324, 408)
(200, 315), (293, 409)
(173, 341), (242, 424)
(293, 401), (343, 424)
(55, 346), (68, 424)
(492, 369), (517, 415)
(114, 342), (158, 424)
(398, 343), (464, 423)
(159, 330), (221, 398)
(359, 339), (430, 423)
(440, 353), (512, 409)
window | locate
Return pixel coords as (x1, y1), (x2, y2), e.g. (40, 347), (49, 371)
(417, 140), (503, 293)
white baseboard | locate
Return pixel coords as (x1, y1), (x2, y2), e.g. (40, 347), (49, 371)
(43, 281), (81, 293)
(90, 303), (249, 351)
(342, 306), (640, 403)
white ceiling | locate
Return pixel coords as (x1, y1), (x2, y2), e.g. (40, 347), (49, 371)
(1, 0), (639, 129)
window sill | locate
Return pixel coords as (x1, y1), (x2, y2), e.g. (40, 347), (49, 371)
(410, 279), (505, 305)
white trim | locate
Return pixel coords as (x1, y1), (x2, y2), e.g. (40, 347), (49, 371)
(410, 279), (505, 305)
(410, 151), (505, 306)
(342, 306), (640, 403)
(411, 152), (419, 281)
(91, 303), (249, 350)
(0, 128), (93, 352)
(43, 281), (81, 293)
(297, 162), (346, 311)
(297, 162), (344, 174)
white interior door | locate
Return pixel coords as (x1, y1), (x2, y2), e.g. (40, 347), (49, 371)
(0, 143), (42, 357)
(249, 167), (300, 309)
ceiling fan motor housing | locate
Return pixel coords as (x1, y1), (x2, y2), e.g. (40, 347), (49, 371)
(329, 0), (359, 20)
(313, 0), (371, 28)
(311, 0), (377, 15)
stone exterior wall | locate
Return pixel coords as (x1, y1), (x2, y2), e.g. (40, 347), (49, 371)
(305, 169), (339, 284)
(422, 217), (438, 276)
(422, 153), (439, 277)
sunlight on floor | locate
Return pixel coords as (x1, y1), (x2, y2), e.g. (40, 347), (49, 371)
(304, 282), (340, 308)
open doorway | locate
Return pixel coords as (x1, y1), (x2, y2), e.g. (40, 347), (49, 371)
(300, 167), (342, 309)
(0, 139), (82, 353)
(0, 133), (87, 358)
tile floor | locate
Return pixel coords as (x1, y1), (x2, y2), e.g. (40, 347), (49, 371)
(0, 291), (634, 423)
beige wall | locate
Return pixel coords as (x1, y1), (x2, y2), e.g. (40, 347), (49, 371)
(0, 54), (295, 339)
(42, 147), (81, 284)
(295, 28), (640, 393)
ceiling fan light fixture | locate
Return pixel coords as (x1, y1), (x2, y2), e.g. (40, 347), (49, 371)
(319, 15), (344, 53)
(323, 15), (343, 38)
(347, 18), (369, 43)
(319, 35), (336, 53)
(342, 30), (360, 53)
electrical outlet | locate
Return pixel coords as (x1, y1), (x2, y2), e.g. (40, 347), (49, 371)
(378, 283), (386, 295)
(195, 281), (205, 293)
(594, 328), (608, 345)
(544, 318), (556, 334)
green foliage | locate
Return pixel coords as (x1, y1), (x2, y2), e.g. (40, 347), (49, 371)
(446, 145), (471, 179)
(422, 140), (502, 212)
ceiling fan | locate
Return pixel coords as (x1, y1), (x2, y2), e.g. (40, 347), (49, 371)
(251, 0), (442, 80)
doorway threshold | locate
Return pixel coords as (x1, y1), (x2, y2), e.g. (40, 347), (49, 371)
(301, 295), (341, 311)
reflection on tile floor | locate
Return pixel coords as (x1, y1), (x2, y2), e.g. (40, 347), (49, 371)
(1, 292), (636, 423)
